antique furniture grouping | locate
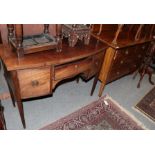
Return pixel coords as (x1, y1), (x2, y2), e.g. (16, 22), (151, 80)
(7, 24), (62, 58)
(62, 24), (91, 47)
(0, 36), (107, 128)
(91, 24), (155, 97)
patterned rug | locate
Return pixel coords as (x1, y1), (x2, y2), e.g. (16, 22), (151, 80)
(0, 92), (10, 100)
(41, 95), (144, 130)
(135, 87), (155, 122)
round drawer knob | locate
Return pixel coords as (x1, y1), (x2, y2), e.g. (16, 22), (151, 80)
(31, 80), (39, 87)
(95, 61), (99, 66)
(120, 60), (124, 64)
(75, 65), (78, 69)
(125, 50), (129, 55)
(142, 45), (145, 49)
(138, 54), (141, 58)
(116, 71), (120, 75)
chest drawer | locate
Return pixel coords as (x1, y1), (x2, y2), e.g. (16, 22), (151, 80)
(113, 46), (136, 65)
(18, 67), (51, 99)
(87, 52), (105, 78)
(54, 57), (92, 80)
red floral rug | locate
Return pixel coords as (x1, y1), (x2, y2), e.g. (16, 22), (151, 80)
(41, 95), (145, 130)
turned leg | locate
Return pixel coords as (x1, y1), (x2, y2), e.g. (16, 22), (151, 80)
(15, 24), (24, 58)
(7, 24), (14, 44)
(84, 34), (90, 45)
(133, 69), (139, 79)
(69, 33), (78, 47)
(44, 24), (49, 34)
(148, 68), (154, 85)
(137, 70), (145, 88)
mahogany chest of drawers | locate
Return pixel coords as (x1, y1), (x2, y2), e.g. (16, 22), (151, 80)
(90, 24), (155, 97)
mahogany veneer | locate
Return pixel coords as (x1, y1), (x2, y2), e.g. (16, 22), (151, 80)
(0, 36), (107, 128)
(91, 24), (155, 97)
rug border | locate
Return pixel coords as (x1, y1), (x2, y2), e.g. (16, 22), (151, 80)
(41, 94), (147, 130)
(107, 96), (147, 130)
(133, 86), (155, 125)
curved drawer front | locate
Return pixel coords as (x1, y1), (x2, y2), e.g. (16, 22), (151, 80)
(18, 67), (50, 99)
(54, 57), (92, 80)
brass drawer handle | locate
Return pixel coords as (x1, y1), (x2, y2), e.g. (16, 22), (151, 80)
(74, 65), (78, 69)
(95, 61), (99, 66)
(125, 50), (128, 55)
(31, 80), (39, 87)
(120, 60), (124, 64)
(142, 45), (145, 49)
(138, 54), (141, 58)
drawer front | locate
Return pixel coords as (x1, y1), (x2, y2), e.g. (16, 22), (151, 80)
(108, 43), (149, 82)
(108, 63), (138, 83)
(113, 46), (137, 66)
(54, 58), (92, 80)
(134, 43), (149, 63)
(18, 67), (50, 99)
(87, 52), (105, 79)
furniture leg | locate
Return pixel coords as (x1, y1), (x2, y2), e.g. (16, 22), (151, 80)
(15, 24), (24, 57)
(11, 71), (26, 128)
(133, 69), (139, 79)
(7, 84), (16, 107)
(76, 76), (79, 83)
(98, 47), (116, 97)
(3, 70), (16, 107)
(148, 68), (154, 85)
(90, 74), (98, 96)
(16, 99), (26, 128)
(99, 82), (106, 97)
(137, 70), (145, 88)
(91, 59), (103, 96)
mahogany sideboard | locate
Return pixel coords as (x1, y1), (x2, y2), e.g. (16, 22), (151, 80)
(91, 24), (155, 97)
(0, 37), (107, 128)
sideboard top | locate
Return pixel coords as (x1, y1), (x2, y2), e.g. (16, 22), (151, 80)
(0, 36), (108, 71)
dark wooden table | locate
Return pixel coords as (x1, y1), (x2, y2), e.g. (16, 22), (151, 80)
(0, 36), (107, 128)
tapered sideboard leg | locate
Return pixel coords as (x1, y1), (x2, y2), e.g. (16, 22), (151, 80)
(16, 100), (26, 128)
(11, 71), (26, 129)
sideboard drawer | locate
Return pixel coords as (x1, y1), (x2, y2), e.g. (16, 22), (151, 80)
(54, 58), (92, 80)
(87, 52), (105, 78)
(18, 67), (51, 99)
